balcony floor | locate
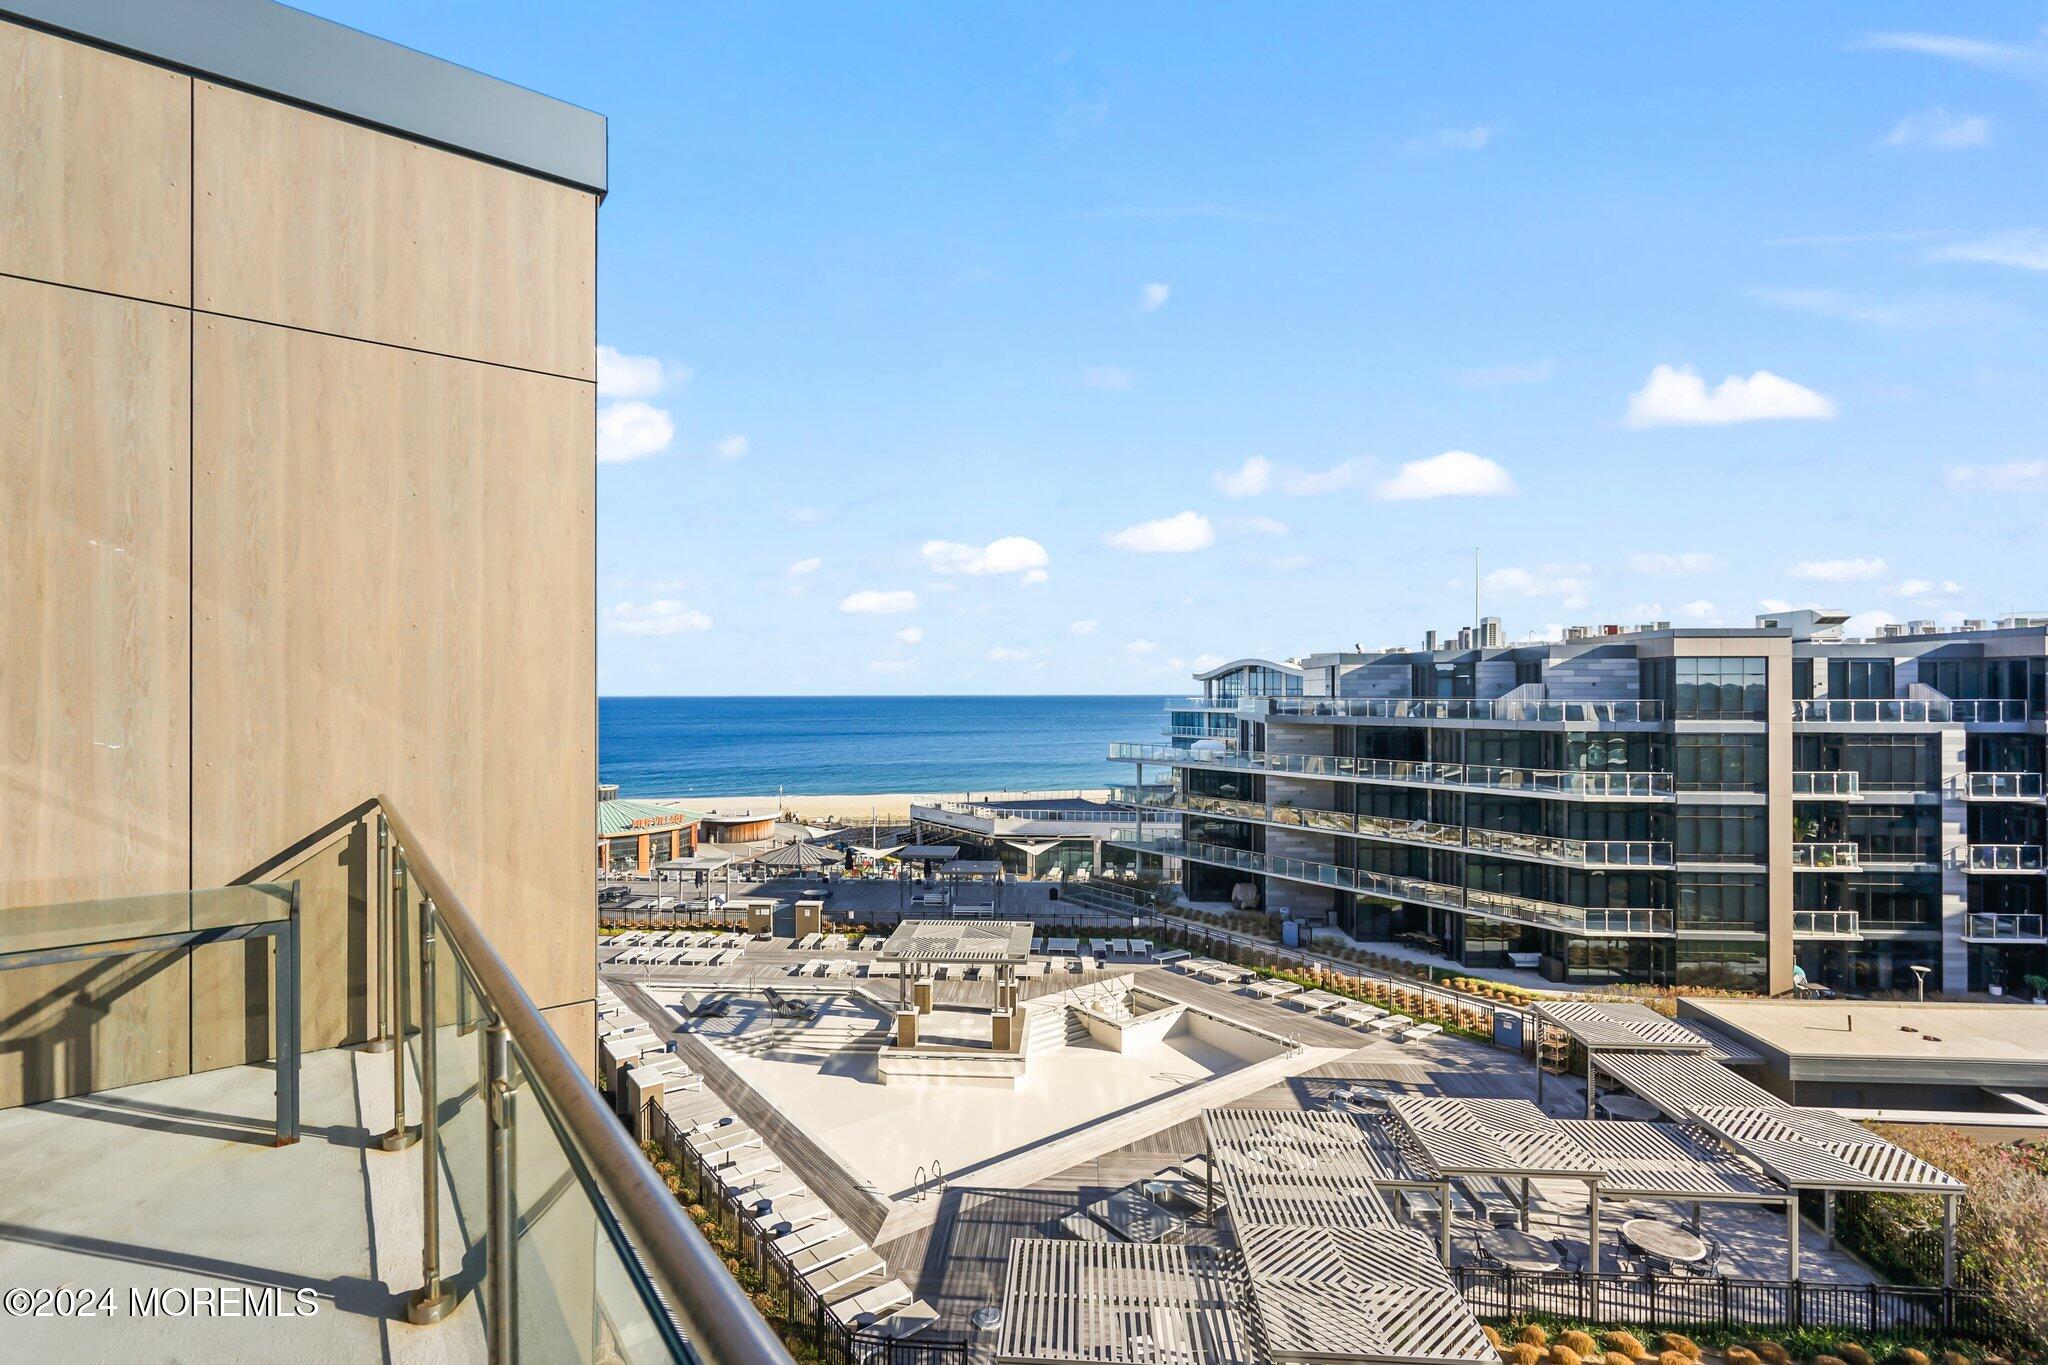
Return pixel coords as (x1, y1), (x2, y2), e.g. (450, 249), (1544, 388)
(0, 1046), (484, 1363)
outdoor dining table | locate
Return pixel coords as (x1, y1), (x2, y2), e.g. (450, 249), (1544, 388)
(1595, 1093), (1662, 1122)
(1478, 1226), (1561, 1272)
(1621, 1218), (1710, 1265)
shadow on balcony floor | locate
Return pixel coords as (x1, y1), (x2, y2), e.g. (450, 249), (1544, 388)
(0, 1047), (484, 1364)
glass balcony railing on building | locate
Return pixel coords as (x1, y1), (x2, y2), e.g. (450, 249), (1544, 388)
(1108, 742), (1676, 799)
(1111, 833), (1674, 936)
(1792, 909), (1861, 938)
(1963, 913), (2047, 942)
(1260, 697), (1663, 725)
(1962, 772), (2045, 801)
(1958, 844), (2045, 873)
(1791, 771), (1862, 798)
(1790, 698), (2031, 725)
(1792, 843), (1861, 870)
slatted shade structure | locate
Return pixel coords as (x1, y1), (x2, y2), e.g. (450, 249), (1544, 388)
(1236, 1224), (1496, 1365)
(995, 1240), (1258, 1365)
(1689, 1107), (1965, 1195)
(1688, 1104), (1968, 1285)
(1588, 1050), (1784, 1121)
(879, 919), (1033, 964)
(1529, 1000), (1723, 1118)
(1201, 1109), (1398, 1230)
(1549, 1120), (1785, 1203)
(752, 840), (839, 871)
(1386, 1098), (1603, 1181)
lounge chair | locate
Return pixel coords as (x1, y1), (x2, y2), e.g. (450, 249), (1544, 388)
(869, 1299), (939, 1340)
(832, 1279), (912, 1328)
(806, 1249), (884, 1294)
(773, 1220), (847, 1256)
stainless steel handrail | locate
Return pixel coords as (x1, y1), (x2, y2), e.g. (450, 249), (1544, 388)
(379, 796), (790, 1365)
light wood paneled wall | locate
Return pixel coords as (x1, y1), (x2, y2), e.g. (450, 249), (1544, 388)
(2, 18), (597, 1104)
(193, 80), (596, 379)
(191, 316), (595, 1020)
(0, 24), (190, 304)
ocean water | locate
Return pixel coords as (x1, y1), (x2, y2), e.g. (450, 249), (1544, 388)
(599, 695), (1170, 797)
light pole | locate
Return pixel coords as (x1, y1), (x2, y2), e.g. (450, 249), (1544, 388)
(1909, 963), (1930, 1003)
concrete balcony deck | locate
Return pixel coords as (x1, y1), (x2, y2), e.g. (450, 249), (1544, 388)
(0, 1047), (482, 1364)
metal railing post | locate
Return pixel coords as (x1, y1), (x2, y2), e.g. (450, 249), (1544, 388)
(364, 814), (393, 1053)
(379, 850), (420, 1151)
(408, 898), (457, 1324)
(486, 1021), (517, 1360)
(273, 879), (302, 1144)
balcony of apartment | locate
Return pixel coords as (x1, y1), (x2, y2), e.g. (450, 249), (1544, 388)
(1789, 698), (2032, 728)
(1252, 696), (1665, 728)
(1791, 842), (1861, 871)
(909, 800), (1152, 837)
(1958, 772), (2047, 802)
(1165, 792), (1673, 869)
(1791, 909), (1862, 939)
(1110, 833), (1674, 937)
(1955, 844), (2046, 874)
(1963, 912), (2048, 944)
(1108, 741), (1675, 801)
(1790, 771), (1862, 800)
(0, 802), (786, 1365)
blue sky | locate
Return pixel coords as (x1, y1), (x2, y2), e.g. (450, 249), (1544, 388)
(307, 3), (2048, 695)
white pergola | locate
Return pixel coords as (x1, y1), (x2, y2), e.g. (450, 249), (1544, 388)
(1585, 1049), (1783, 1121)
(1689, 1105), (1969, 1285)
(996, 1240), (1257, 1365)
(1528, 1000), (1719, 1117)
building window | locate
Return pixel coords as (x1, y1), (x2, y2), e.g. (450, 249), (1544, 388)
(1677, 939), (1766, 991)
(1677, 873), (1766, 931)
(1827, 658), (1894, 699)
(1672, 657), (1767, 720)
(1673, 734), (1767, 792)
(1676, 807), (1767, 863)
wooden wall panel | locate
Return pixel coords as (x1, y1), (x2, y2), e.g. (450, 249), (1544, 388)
(190, 316), (595, 1020)
(0, 21), (190, 304)
(0, 276), (191, 1106)
(192, 81), (595, 380)
(0, 275), (190, 907)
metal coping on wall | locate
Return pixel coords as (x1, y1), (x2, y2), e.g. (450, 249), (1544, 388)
(1, 0), (607, 195)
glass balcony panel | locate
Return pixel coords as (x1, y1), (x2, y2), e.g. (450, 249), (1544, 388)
(1791, 843), (1860, 869)
(0, 883), (292, 955)
(436, 930), (495, 1307)
(1967, 772), (2044, 800)
(1792, 771), (1861, 798)
(1965, 844), (2044, 872)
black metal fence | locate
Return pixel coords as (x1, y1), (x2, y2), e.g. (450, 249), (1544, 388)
(644, 1101), (970, 1365)
(1452, 1266), (2003, 1341)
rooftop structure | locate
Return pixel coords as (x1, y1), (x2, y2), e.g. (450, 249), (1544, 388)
(1115, 619), (2048, 994)
(878, 919), (1034, 964)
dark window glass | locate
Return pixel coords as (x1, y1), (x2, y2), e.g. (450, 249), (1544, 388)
(1673, 657), (1767, 720)
(1673, 734), (1768, 792)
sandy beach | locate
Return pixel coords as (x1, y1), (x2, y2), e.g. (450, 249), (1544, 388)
(665, 789), (1113, 825)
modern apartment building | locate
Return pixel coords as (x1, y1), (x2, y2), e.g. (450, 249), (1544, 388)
(1113, 614), (2048, 995)
(1, 2), (780, 1358)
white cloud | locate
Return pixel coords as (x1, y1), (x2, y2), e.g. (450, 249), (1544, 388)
(1082, 365), (1133, 391)
(1947, 458), (2048, 491)
(1629, 552), (1719, 574)
(895, 626), (925, 645)
(1125, 639), (1158, 654)
(1104, 511), (1214, 554)
(920, 536), (1050, 579)
(986, 646), (1032, 662)
(1280, 458), (1371, 496)
(1844, 610), (1900, 640)
(1857, 30), (2048, 79)
(1242, 516), (1289, 535)
(1374, 450), (1516, 501)
(1883, 106), (1991, 149)
(1678, 599), (1726, 626)
(714, 434), (749, 460)
(867, 658), (916, 675)
(1140, 282), (1171, 313)
(785, 557), (822, 576)
(1455, 359), (1555, 387)
(1931, 229), (2048, 272)
(1624, 364), (1836, 427)
(1213, 456), (1272, 499)
(1788, 556), (1888, 583)
(1895, 578), (1963, 599)
(1406, 125), (1492, 153)
(778, 506), (827, 524)
(1022, 568), (1049, 586)
(1069, 619), (1099, 636)
(596, 345), (688, 398)
(1758, 598), (1795, 613)
(1484, 563), (1593, 609)
(603, 599), (711, 636)
(838, 589), (919, 614)
(597, 401), (676, 463)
